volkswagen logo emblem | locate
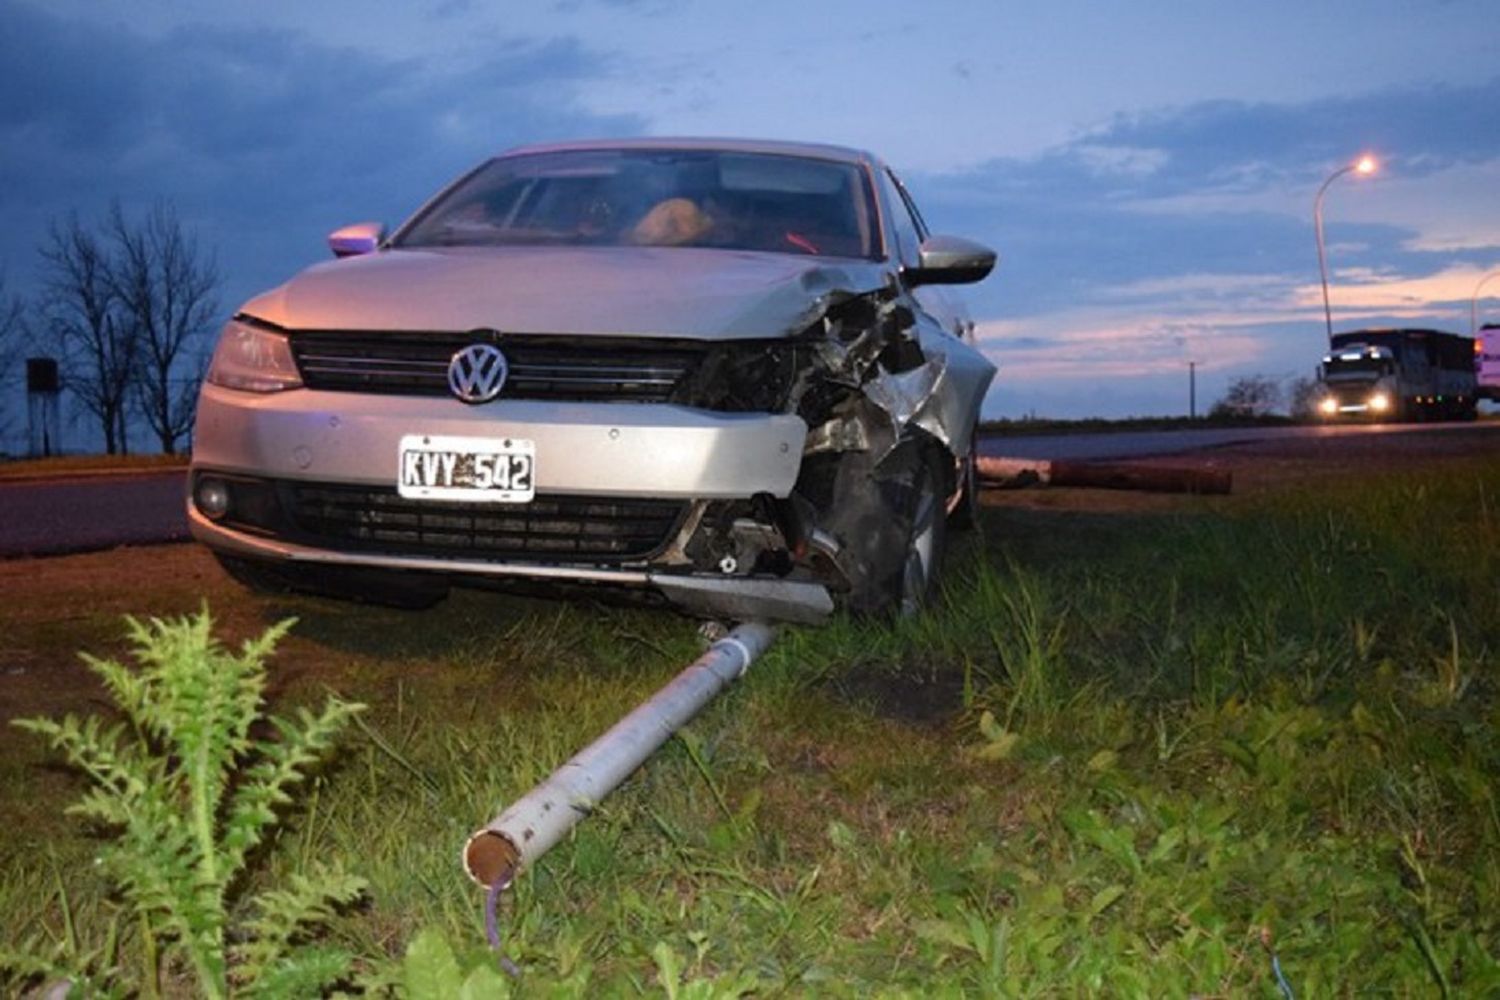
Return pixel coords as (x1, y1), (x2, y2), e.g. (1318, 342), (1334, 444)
(447, 343), (509, 404)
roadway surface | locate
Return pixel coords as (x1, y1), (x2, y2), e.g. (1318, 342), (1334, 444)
(977, 420), (1498, 461)
(0, 470), (189, 557)
(2, 421), (1496, 557)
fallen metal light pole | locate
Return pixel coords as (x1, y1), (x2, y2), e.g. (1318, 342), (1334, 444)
(977, 455), (1232, 495)
(463, 621), (779, 888)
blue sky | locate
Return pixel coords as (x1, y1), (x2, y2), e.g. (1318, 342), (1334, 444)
(2, 0), (1498, 445)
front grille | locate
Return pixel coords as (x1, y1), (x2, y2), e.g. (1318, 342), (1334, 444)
(290, 331), (706, 404)
(284, 483), (686, 564)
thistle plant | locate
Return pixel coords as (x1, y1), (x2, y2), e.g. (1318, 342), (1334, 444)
(10, 610), (367, 999)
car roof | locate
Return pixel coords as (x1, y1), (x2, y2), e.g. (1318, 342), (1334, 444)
(497, 136), (883, 168)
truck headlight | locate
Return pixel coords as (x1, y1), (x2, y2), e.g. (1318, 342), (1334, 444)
(1368, 392), (1391, 412)
(206, 318), (303, 392)
(1318, 397), (1338, 415)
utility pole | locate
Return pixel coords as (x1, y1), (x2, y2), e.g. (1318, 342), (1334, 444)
(1314, 155), (1378, 345)
(1187, 360), (1198, 419)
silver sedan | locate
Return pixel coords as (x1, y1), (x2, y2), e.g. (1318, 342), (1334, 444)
(189, 138), (996, 623)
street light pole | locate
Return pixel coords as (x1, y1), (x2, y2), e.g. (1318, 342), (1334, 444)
(1314, 156), (1377, 345)
(1471, 268), (1500, 335)
(1187, 360), (1198, 419)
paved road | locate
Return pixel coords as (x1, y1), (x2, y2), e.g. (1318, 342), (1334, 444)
(0, 470), (189, 557)
(979, 420), (1499, 461)
(3, 421), (1496, 557)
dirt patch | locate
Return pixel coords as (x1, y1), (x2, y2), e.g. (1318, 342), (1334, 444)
(821, 658), (967, 726)
(0, 452), (189, 482)
(0, 544), (538, 725)
(0, 545), (240, 722)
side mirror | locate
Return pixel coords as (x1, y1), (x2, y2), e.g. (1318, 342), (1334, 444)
(905, 235), (998, 286)
(328, 221), (386, 258)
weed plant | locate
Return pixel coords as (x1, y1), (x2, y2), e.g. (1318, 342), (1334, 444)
(1, 458), (1497, 995)
(4, 612), (365, 998)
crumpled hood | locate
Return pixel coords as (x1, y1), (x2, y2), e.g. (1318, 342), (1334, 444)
(241, 246), (894, 339)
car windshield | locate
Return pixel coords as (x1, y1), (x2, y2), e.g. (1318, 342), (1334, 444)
(1324, 357), (1391, 379)
(395, 149), (880, 259)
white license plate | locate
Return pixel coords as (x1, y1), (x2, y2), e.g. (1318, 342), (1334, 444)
(397, 434), (535, 502)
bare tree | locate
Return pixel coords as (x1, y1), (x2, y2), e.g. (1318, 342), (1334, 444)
(107, 202), (219, 454)
(1285, 375), (1322, 420)
(0, 270), (23, 377)
(0, 271), (26, 447)
(39, 214), (139, 454)
(1210, 374), (1284, 419)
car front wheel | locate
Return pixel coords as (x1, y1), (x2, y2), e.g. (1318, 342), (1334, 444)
(947, 433), (981, 532)
(820, 437), (949, 616)
(899, 453), (948, 615)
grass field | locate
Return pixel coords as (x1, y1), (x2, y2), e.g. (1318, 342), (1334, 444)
(1, 449), (1497, 995)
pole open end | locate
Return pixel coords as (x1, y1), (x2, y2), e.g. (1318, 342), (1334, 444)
(464, 829), (521, 888)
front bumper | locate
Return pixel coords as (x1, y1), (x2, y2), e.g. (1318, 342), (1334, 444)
(192, 383), (807, 497)
(190, 384), (832, 621)
(1318, 395), (1392, 418)
(188, 506), (834, 623)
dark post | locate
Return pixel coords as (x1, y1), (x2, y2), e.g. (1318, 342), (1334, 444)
(26, 357), (62, 457)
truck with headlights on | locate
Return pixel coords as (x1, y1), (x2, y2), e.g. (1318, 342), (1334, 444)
(1314, 328), (1477, 421)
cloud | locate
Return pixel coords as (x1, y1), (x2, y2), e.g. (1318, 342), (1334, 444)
(0, 0), (646, 450)
(976, 307), (1272, 382)
(930, 76), (1500, 223)
(902, 78), (1500, 406)
(974, 303), (1336, 419)
(0, 1), (641, 302)
(1086, 80), (1500, 191)
(551, 0), (685, 12)
(1310, 261), (1500, 317)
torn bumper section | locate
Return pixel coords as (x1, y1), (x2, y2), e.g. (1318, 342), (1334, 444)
(797, 292), (995, 457)
(662, 287), (996, 616)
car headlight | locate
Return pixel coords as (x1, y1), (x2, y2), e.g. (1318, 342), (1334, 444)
(1318, 397), (1338, 415)
(206, 318), (303, 392)
(1368, 392), (1391, 412)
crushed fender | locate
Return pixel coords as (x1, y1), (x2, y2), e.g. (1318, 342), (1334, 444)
(662, 280), (996, 614)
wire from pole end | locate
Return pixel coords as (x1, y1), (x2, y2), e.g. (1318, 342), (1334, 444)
(484, 865), (522, 979)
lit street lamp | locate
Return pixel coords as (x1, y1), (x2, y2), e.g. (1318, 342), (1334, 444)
(1471, 268), (1500, 335)
(1314, 155), (1377, 344)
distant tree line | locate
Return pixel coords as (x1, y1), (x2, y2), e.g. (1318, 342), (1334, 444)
(2, 201), (219, 455)
(1211, 373), (1322, 420)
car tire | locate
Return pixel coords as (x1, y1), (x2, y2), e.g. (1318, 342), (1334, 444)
(947, 435), (981, 532)
(213, 553), (449, 610)
(823, 438), (949, 616)
(898, 450), (948, 616)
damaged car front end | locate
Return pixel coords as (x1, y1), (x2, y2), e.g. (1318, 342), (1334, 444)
(189, 139), (996, 623)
